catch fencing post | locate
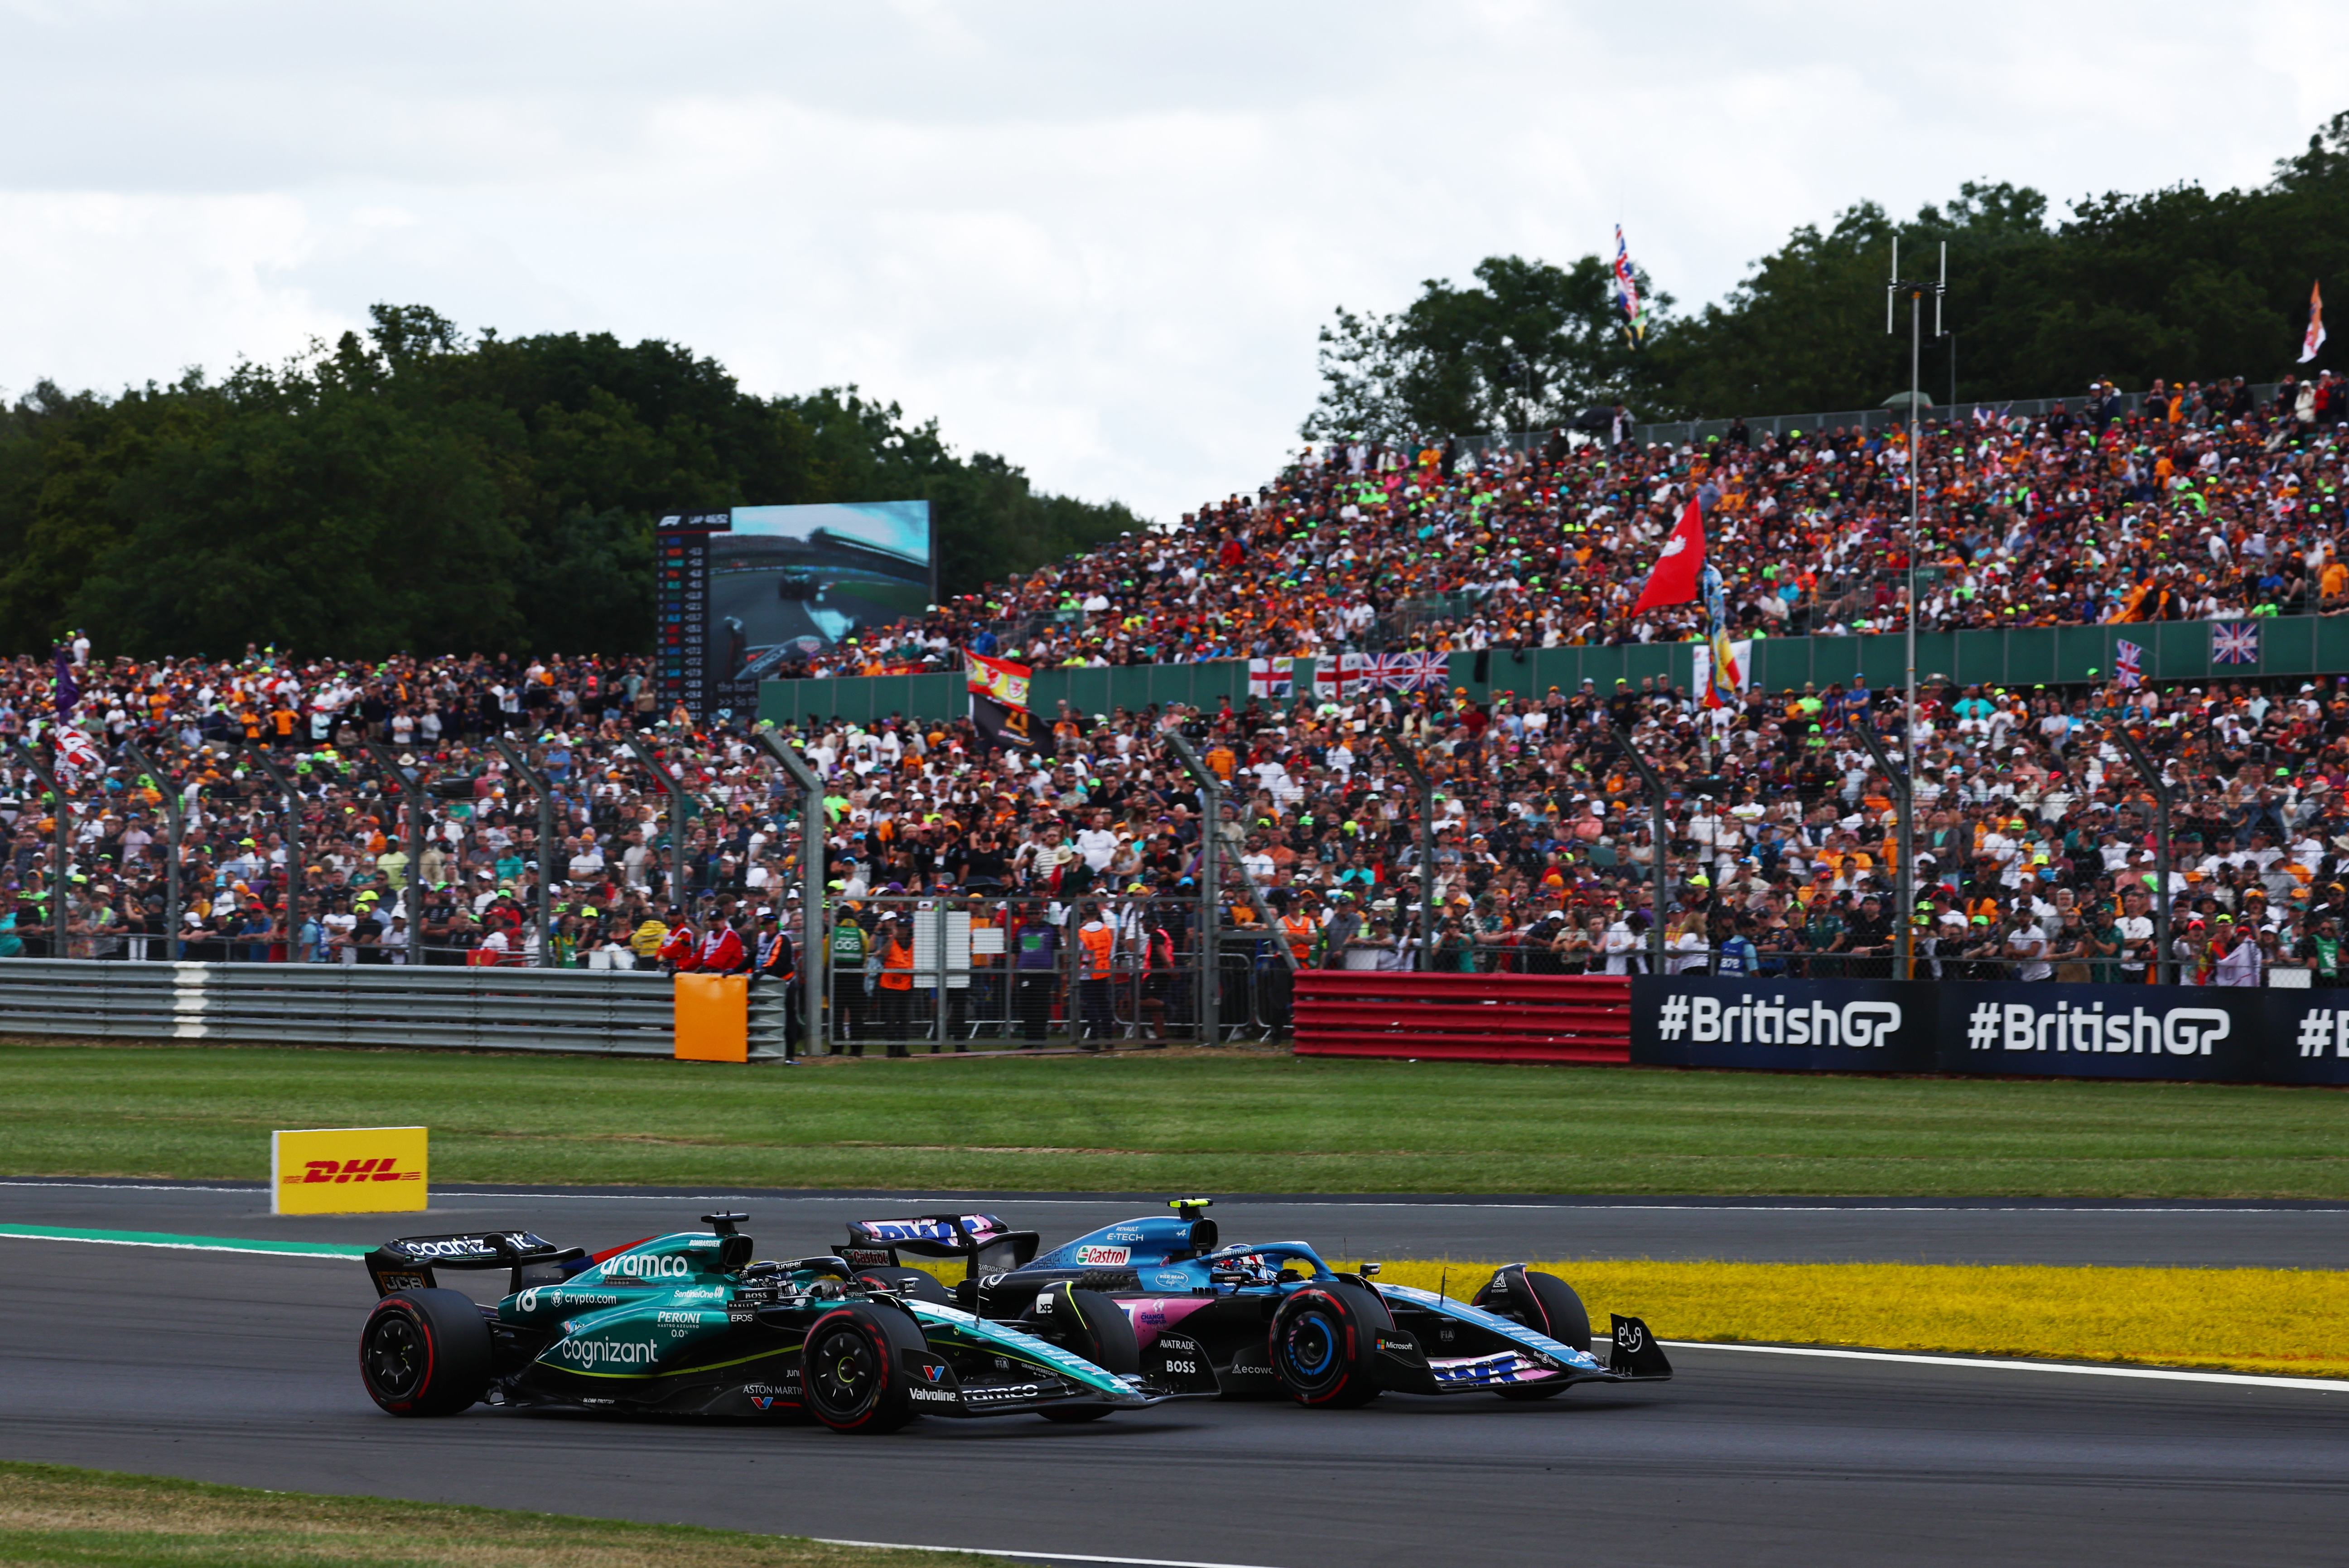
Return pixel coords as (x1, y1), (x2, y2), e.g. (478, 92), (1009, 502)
(1853, 718), (1914, 977)
(2114, 726), (2177, 985)
(121, 740), (181, 961)
(9, 739), (70, 958)
(1159, 726), (1222, 1045)
(625, 734), (693, 908)
(755, 730), (828, 1057)
(1377, 730), (1438, 970)
(1608, 718), (1672, 974)
(242, 744), (306, 962)
(490, 735), (559, 967)
(362, 741), (430, 966)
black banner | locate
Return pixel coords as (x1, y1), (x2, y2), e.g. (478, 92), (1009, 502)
(970, 692), (1037, 750)
(1631, 976), (2349, 1086)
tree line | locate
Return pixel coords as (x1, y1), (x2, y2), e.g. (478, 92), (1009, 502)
(0, 305), (1141, 658)
(1303, 111), (2349, 439)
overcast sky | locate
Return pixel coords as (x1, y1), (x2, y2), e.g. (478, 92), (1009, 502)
(4, 1), (2345, 520)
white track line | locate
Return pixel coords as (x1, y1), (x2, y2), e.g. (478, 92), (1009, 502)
(1665, 1339), (2349, 1390)
(818, 1542), (1281, 1568)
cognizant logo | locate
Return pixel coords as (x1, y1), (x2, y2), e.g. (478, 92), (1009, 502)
(551, 1339), (659, 1368)
(1654, 993), (1903, 1048)
(1966, 1002), (2229, 1057)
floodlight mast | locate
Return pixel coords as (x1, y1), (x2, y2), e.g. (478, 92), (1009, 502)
(1887, 237), (1949, 964)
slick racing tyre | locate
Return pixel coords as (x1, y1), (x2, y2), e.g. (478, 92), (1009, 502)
(1270, 1282), (1389, 1408)
(853, 1267), (956, 1307)
(361, 1289), (492, 1417)
(1023, 1283), (1139, 1422)
(803, 1304), (924, 1434)
(1474, 1266), (1592, 1401)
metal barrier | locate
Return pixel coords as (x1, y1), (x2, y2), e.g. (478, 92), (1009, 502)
(1292, 972), (1631, 1064)
(0, 959), (789, 1059)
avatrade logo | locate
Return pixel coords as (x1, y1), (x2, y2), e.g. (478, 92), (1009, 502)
(608, 1253), (692, 1279)
(1964, 1001), (2228, 1056)
(1656, 993), (1902, 1048)
(550, 1338), (659, 1368)
(1073, 1245), (1131, 1266)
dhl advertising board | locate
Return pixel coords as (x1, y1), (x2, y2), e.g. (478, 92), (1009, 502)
(271, 1126), (429, 1215)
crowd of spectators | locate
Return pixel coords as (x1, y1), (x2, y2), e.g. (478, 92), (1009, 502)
(10, 367), (2349, 1028)
(783, 370), (2349, 679)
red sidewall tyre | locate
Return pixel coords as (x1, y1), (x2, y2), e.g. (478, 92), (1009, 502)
(361, 1289), (491, 1417)
(1270, 1285), (1384, 1408)
(803, 1306), (919, 1434)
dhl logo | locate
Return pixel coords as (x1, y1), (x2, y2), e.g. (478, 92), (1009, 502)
(282, 1157), (423, 1186)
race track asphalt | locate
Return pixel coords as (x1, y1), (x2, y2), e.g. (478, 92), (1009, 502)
(2, 1184), (2345, 1566)
(6, 1176), (2349, 1268)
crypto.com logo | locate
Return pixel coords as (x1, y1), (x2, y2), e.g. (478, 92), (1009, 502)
(1964, 1001), (2230, 1056)
(1654, 993), (1904, 1049)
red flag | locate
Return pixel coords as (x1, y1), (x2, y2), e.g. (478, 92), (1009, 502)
(1631, 498), (1704, 613)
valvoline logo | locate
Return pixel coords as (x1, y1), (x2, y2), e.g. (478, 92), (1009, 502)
(921, 1363), (949, 1383)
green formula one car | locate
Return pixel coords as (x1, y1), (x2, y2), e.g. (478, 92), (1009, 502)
(357, 1212), (1187, 1433)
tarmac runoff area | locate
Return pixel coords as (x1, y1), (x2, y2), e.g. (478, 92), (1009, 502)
(0, 1182), (2344, 1567)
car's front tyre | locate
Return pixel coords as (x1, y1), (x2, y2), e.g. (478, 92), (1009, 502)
(361, 1289), (491, 1416)
(803, 1305), (919, 1434)
(1270, 1283), (1385, 1408)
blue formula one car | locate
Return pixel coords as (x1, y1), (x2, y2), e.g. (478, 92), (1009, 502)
(356, 1213), (1191, 1433)
(834, 1200), (1671, 1409)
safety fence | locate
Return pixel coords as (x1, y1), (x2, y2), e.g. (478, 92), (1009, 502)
(1292, 972), (1631, 1064)
(816, 895), (1299, 1054)
(0, 960), (793, 1060)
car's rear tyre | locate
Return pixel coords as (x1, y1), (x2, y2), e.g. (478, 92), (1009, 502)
(1023, 1283), (1141, 1375)
(853, 1268), (956, 1307)
(803, 1305), (921, 1434)
(1270, 1283), (1386, 1408)
(361, 1289), (491, 1416)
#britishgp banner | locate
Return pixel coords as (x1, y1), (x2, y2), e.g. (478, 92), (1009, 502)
(1631, 975), (2349, 1087)
(965, 650), (1032, 709)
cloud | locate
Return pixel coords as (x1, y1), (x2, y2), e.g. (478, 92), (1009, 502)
(3, 0), (2347, 518)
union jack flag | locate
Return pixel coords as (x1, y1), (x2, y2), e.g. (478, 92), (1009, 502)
(2210, 621), (2261, 666)
(1373, 651), (1449, 692)
(2114, 638), (2143, 689)
(1312, 651), (1450, 700)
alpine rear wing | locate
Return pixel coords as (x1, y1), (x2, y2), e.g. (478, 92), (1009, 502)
(363, 1230), (586, 1298)
(840, 1214), (1040, 1279)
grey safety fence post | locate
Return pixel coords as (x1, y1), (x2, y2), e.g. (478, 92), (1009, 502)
(121, 740), (181, 961)
(241, 744), (306, 964)
(625, 734), (693, 908)
(1853, 718), (1914, 978)
(1378, 730), (1437, 970)
(9, 738), (70, 959)
(362, 741), (430, 967)
(490, 735), (559, 968)
(755, 730), (827, 1057)
(1608, 719), (1671, 974)
(1158, 728), (1223, 1045)
(2114, 726), (2176, 986)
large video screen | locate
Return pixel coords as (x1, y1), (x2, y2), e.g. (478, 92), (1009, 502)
(714, 501), (933, 684)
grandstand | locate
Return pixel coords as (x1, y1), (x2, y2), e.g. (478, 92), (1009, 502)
(1, 369), (2344, 1030)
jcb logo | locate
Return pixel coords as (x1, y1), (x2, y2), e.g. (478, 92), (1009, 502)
(285, 1158), (421, 1186)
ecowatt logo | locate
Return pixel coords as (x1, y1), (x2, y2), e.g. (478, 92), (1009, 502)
(1655, 993), (1903, 1049)
(1964, 1001), (2229, 1056)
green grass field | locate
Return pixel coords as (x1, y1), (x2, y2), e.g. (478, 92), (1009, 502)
(0, 1462), (1005, 1567)
(2, 1041), (2343, 1197)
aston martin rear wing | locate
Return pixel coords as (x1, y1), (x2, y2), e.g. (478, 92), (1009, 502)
(363, 1230), (586, 1297)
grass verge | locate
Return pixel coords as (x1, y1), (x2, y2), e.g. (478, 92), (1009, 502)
(4, 1039), (2346, 1198)
(0, 1461), (1006, 1567)
(1332, 1258), (2349, 1379)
